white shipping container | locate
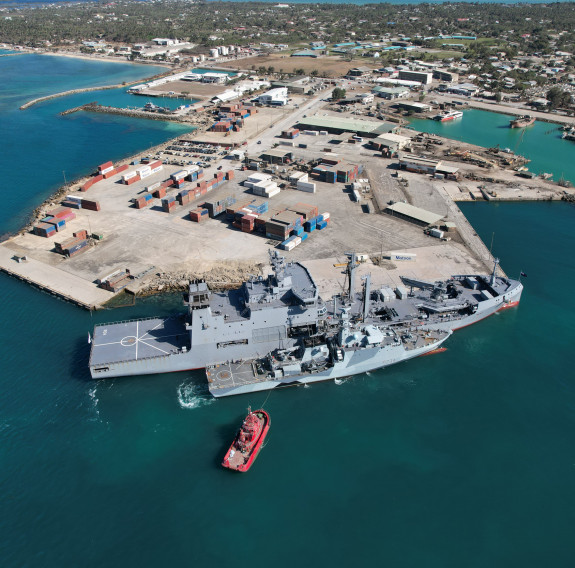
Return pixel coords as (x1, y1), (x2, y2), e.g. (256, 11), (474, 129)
(292, 236), (302, 246)
(353, 190), (361, 202)
(319, 131), (328, 135)
(266, 188), (281, 198)
(100, 166), (114, 175)
(390, 252), (417, 261)
(136, 165), (151, 176)
(279, 140), (294, 146)
(282, 241), (296, 251)
(171, 170), (188, 180)
(321, 212), (330, 220)
(151, 166), (163, 174)
(122, 171), (137, 181)
(146, 181), (162, 192)
(247, 172), (273, 184)
(66, 195), (83, 202)
(187, 165), (200, 173)
(289, 171), (308, 183)
(304, 130), (319, 136)
(296, 181), (316, 193)
(140, 170), (152, 179)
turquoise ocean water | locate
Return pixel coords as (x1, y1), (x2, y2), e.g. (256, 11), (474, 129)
(1, 55), (575, 567)
(409, 108), (575, 184)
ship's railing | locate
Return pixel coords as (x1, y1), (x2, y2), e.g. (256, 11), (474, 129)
(93, 315), (177, 328)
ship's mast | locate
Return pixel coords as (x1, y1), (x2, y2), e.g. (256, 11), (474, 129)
(362, 273), (371, 321)
(490, 257), (500, 286)
(346, 252), (357, 304)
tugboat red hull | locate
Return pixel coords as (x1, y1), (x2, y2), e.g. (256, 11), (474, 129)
(222, 409), (270, 472)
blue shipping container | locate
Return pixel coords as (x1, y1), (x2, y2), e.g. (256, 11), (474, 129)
(300, 232), (308, 241)
(317, 221), (328, 230)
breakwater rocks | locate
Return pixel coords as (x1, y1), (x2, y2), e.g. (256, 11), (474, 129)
(19, 69), (176, 110)
(137, 263), (265, 296)
(79, 102), (188, 122)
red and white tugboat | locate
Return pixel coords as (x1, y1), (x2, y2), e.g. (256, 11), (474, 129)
(222, 408), (270, 472)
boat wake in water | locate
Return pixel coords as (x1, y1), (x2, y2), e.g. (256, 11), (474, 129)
(88, 385), (101, 421)
(177, 379), (216, 410)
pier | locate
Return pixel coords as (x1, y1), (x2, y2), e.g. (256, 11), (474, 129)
(0, 245), (113, 310)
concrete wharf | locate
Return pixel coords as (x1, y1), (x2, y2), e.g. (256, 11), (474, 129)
(0, 245), (113, 310)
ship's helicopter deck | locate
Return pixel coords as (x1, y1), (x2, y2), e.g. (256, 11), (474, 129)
(90, 316), (188, 367)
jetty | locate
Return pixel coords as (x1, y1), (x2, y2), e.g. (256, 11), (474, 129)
(0, 245), (113, 310)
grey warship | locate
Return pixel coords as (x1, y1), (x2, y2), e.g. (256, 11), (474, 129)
(89, 252), (522, 396)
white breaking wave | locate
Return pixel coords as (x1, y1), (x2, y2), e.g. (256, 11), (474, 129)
(177, 380), (216, 410)
(334, 378), (346, 386)
(88, 385), (100, 421)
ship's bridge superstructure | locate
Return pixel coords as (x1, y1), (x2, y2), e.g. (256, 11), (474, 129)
(183, 252), (325, 368)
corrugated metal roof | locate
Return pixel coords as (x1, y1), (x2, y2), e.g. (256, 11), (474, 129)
(297, 116), (397, 135)
(386, 202), (444, 225)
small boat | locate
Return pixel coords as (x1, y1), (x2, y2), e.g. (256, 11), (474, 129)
(431, 110), (463, 122)
(222, 408), (270, 472)
(562, 127), (575, 141)
(510, 115), (535, 128)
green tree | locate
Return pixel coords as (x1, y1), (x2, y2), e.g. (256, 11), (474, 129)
(332, 87), (346, 101)
(547, 87), (571, 109)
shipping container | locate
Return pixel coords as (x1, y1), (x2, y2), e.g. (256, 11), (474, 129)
(98, 161), (113, 173)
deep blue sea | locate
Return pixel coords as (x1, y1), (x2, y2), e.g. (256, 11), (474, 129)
(1, 54), (575, 568)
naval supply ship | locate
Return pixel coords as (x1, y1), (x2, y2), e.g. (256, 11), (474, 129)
(89, 252), (522, 396)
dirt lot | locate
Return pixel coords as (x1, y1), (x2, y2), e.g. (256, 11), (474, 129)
(220, 55), (381, 78)
(147, 80), (227, 100)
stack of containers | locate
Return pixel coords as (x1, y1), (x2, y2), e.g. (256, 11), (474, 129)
(99, 270), (131, 292)
(240, 214), (257, 233)
(122, 171), (140, 185)
(34, 223), (57, 238)
(152, 186), (167, 199)
(177, 189), (191, 206)
(225, 170), (234, 181)
(245, 200), (268, 216)
(146, 181), (162, 194)
(252, 180), (280, 198)
(135, 193), (153, 209)
(304, 217), (317, 232)
(42, 216), (65, 232)
(136, 164), (152, 180)
(149, 160), (163, 174)
(288, 203), (318, 221)
(171, 170), (188, 183)
(63, 195), (82, 209)
(280, 235), (302, 251)
(204, 195), (236, 218)
(226, 199), (254, 220)
(98, 161), (114, 175)
(162, 196), (176, 213)
(55, 230), (89, 257)
(316, 211), (330, 230)
(189, 208), (209, 222)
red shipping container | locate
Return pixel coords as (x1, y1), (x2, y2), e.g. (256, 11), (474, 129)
(125, 175), (140, 185)
(116, 164), (129, 173)
(149, 160), (163, 169)
(98, 161), (113, 172)
(225, 170), (235, 180)
(153, 187), (167, 198)
(73, 230), (88, 240)
(81, 200), (101, 211)
(103, 168), (118, 179)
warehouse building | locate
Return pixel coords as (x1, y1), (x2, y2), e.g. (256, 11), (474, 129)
(372, 86), (411, 100)
(396, 101), (431, 113)
(397, 70), (433, 85)
(254, 87), (289, 106)
(432, 69), (459, 83)
(384, 202), (444, 227)
(259, 149), (293, 164)
(370, 133), (412, 152)
(398, 154), (440, 174)
(297, 116), (399, 138)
